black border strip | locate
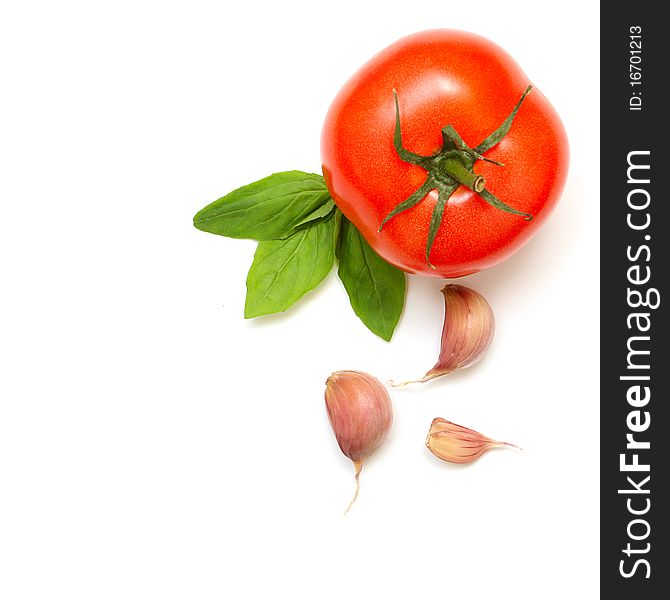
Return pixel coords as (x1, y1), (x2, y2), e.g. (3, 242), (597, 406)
(601, 5), (667, 596)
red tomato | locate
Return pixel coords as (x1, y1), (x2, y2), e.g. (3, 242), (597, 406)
(321, 30), (569, 277)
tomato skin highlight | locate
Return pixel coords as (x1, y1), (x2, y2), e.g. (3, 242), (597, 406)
(321, 30), (569, 277)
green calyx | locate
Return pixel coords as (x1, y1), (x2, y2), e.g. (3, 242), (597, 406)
(379, 85), (534, 268)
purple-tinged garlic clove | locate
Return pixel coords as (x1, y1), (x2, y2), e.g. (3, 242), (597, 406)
(325, 370), (393, 513)
(392, 284), (494, 386)
(426, 418), (519, 464)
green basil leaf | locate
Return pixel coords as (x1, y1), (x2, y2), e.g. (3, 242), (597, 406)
(336, 217), (406, 341)
(244, 213), (337, 318)
(292, 198), (336, 229)
(194, 171), (332, 240)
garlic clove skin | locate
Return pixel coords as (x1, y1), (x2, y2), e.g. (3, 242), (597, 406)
(325, 370), (393, 464)
(426, 418), (519, 464)
(428, 284), (495, 378)
(392, 284), (494, 386)
(325, 370), (393, 512)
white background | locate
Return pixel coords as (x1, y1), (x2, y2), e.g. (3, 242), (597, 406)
(0, 1), (599, 598)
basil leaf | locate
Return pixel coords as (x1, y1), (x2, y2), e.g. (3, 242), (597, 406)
(194, 171), (332, 240)
(244, 213), (337, 318)
(336, 217), (406, 341)
(292, 198), (336, 229)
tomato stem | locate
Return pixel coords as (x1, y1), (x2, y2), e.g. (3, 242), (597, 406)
(380, 85), (534, 266)
(441, 157), (485, 193)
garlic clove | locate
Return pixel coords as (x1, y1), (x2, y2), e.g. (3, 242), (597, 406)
(325, 370), (393, 513)
(392, 284), (494, 386)
(426, 418), (519, 464)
